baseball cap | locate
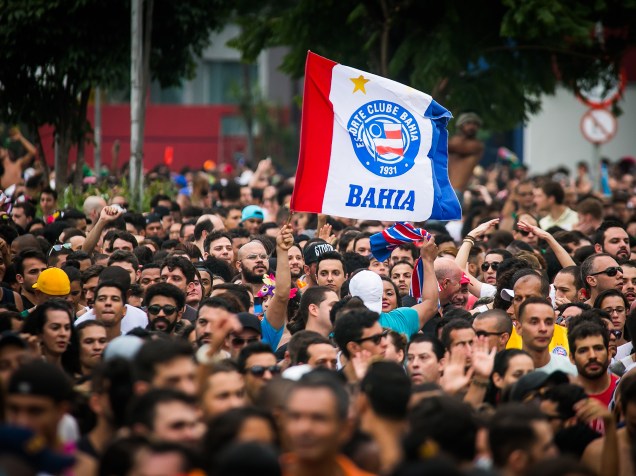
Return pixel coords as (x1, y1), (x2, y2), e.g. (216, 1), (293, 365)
(153, 205), (170, 218)
(32, 268), (70, 296)
(460, 273), (470, 285)
(509, 370), (570, 402)
(349, 270), (383, 314)
(8, 361), (73, 402)
(0, 425), (75, 473)
(103, 335), (144, 362)
(302, 241), (334, 265)
(145, 213), (161, 225)
(456, 112), (482, 127)
(237, 312), (262, 336)
(241, 205), (264, 222)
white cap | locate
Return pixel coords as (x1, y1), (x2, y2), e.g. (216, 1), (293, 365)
(282, 364), (313, 381)
(103, 335), (144, 362)
(500, 288), (514, 302)
(349, 270), (383, 314)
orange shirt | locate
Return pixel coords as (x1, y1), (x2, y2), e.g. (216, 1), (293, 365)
(281, 453), (377, 476)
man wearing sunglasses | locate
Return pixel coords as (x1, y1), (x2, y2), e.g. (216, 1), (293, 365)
(581, 253), (624, 305)
(237, 342), (280, 404)
(227, 312), (262, 359)
(144, 282), (186, 334)
(333, 309), (389, 383)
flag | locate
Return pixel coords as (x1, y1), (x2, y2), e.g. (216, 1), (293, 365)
(290, 51), (461, 222)
(370, 222), (431, 302)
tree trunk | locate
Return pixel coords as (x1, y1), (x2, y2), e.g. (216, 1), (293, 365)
(242, 62), (254, 162)
(55, 125), (71, 195)
(379, 0), (390, 77)
(73, 88), (91, 189)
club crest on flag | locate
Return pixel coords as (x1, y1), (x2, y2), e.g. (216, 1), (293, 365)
(347, 100), (420, 178)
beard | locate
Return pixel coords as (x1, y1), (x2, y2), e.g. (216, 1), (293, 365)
(149, 316), (177, 333)
(579, 360), (609, 380)
(242, 266), (267, 284)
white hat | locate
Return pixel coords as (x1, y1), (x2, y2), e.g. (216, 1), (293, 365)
(103, 335), (143, 362)
(349, 270), (383, 314)
(282, 364), (313, 381)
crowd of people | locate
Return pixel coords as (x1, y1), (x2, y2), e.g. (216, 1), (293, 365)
(1, 126), (636, 476)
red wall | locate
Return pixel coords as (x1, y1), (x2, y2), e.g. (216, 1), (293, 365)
(40, 104), (248, 172)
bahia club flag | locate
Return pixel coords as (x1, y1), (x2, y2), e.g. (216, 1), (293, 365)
(290, 51), (461, 222)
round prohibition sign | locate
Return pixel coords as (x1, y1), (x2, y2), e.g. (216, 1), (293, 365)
(580, 109), (617, 145)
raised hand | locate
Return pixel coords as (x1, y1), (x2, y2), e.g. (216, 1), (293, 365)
(517, 219), (550, 240)
(276, 224), (295, 251)
(469, 218), (499, 240)
(351, 349), (373, 381)
(470, 335), (496, 379)
(440, 350), (473, 394)
(419, 235), (438, 262)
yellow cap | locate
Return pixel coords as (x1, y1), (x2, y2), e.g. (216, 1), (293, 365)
(32, 268), (71, 296)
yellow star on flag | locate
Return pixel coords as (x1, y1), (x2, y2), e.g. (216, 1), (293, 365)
(350, 75), (370, 94)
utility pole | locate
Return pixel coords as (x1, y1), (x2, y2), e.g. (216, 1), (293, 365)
(130, 0), (144, 210)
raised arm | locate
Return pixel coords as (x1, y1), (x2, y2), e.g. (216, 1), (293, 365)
(455, 218), (499, 271)
(265, 224), (294, 330)
(412, 235), (440, 328)
(517, 220), (575, 267)
(81, 206), (123, 254)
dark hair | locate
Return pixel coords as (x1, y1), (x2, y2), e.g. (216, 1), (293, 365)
(107, 250), (140, 269)
(144, 282), (186, 310)
(22, 298), (73, 336)
(361, 361), (411, 420)
(127, 388), (196, 431)
(593, 288), (628, 310)
(237, 342), (275, 372)
(405, 396), (476, 463)
(40, 186), (58, 201)
(380, 276), (402, 308)
(95, 280), (128, 303)
(352, 232), (372, 253)
(288, 286), (333, 335)
(489, 403), (548, 468)
(194, 219), (214, 241)
(160, 255), (196, 284)
(108, 230), (139, 251)
(81, 264), (105, 284)
(567, 321), (609, 354)
(133, 339), (194, 383)
(332, 308), (379, 358)
(210, 283), (251, 312)
(202, 407), (279, 472)
(203, 257), (234, 283)
(198, 296), (240, 317)
(492, 349), (531, 381)
(540, 181), (565, 205)
(407, 334), (444, 361)
(485, 248), (513, 262)
(440, 318), (473, 350)
(287, 330), (331, 365)
(593, 220), (627, 247)
(342, 251), (370, 276)
(203, 230), (232, 255)
(556, 265), (583, 290)
(76, 319), (107, 337)
(511, 269), (550, 297)
(315, 251), (345, 274)
(518, 296), (553, 321)
(14, 248), (47, 275)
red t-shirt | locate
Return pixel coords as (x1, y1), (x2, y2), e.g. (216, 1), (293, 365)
(588, 373), (619, 434)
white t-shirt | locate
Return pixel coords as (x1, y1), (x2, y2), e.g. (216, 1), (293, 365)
(480, 283), (497, 298)
(615, 342), (633, 361)
(74, 304), (148, 335)
(536, 353), (578, 376)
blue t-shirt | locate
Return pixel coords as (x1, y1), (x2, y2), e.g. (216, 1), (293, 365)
(379, 307), (420, 340)
(261, 314), (284, 349)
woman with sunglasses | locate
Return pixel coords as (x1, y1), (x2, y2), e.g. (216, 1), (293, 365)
(594, 289), (629, 348)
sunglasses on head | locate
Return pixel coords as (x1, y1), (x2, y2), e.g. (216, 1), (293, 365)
(48, 243), (72, 256)
(481, 262), (501, 272)
(355, 329), (389, 345)
(515, 228), (531, 236)
(590, 266), (623, 277)
(147, 304), (178, 316)
(246, 365), (281, 377)
(231, 336), (259, 347)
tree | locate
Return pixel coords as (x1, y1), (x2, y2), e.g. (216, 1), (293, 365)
(230, 0), (636, 131)
(0, 0), (232, 194)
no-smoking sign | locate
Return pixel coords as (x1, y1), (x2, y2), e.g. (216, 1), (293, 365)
(580, 109), (617, 145)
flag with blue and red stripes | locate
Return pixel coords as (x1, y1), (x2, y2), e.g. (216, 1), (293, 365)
(370, 222), (431, 302)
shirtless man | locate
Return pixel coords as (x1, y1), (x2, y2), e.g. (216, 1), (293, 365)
(0, 127), (36, 190)
(448, 113), (484, 194)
